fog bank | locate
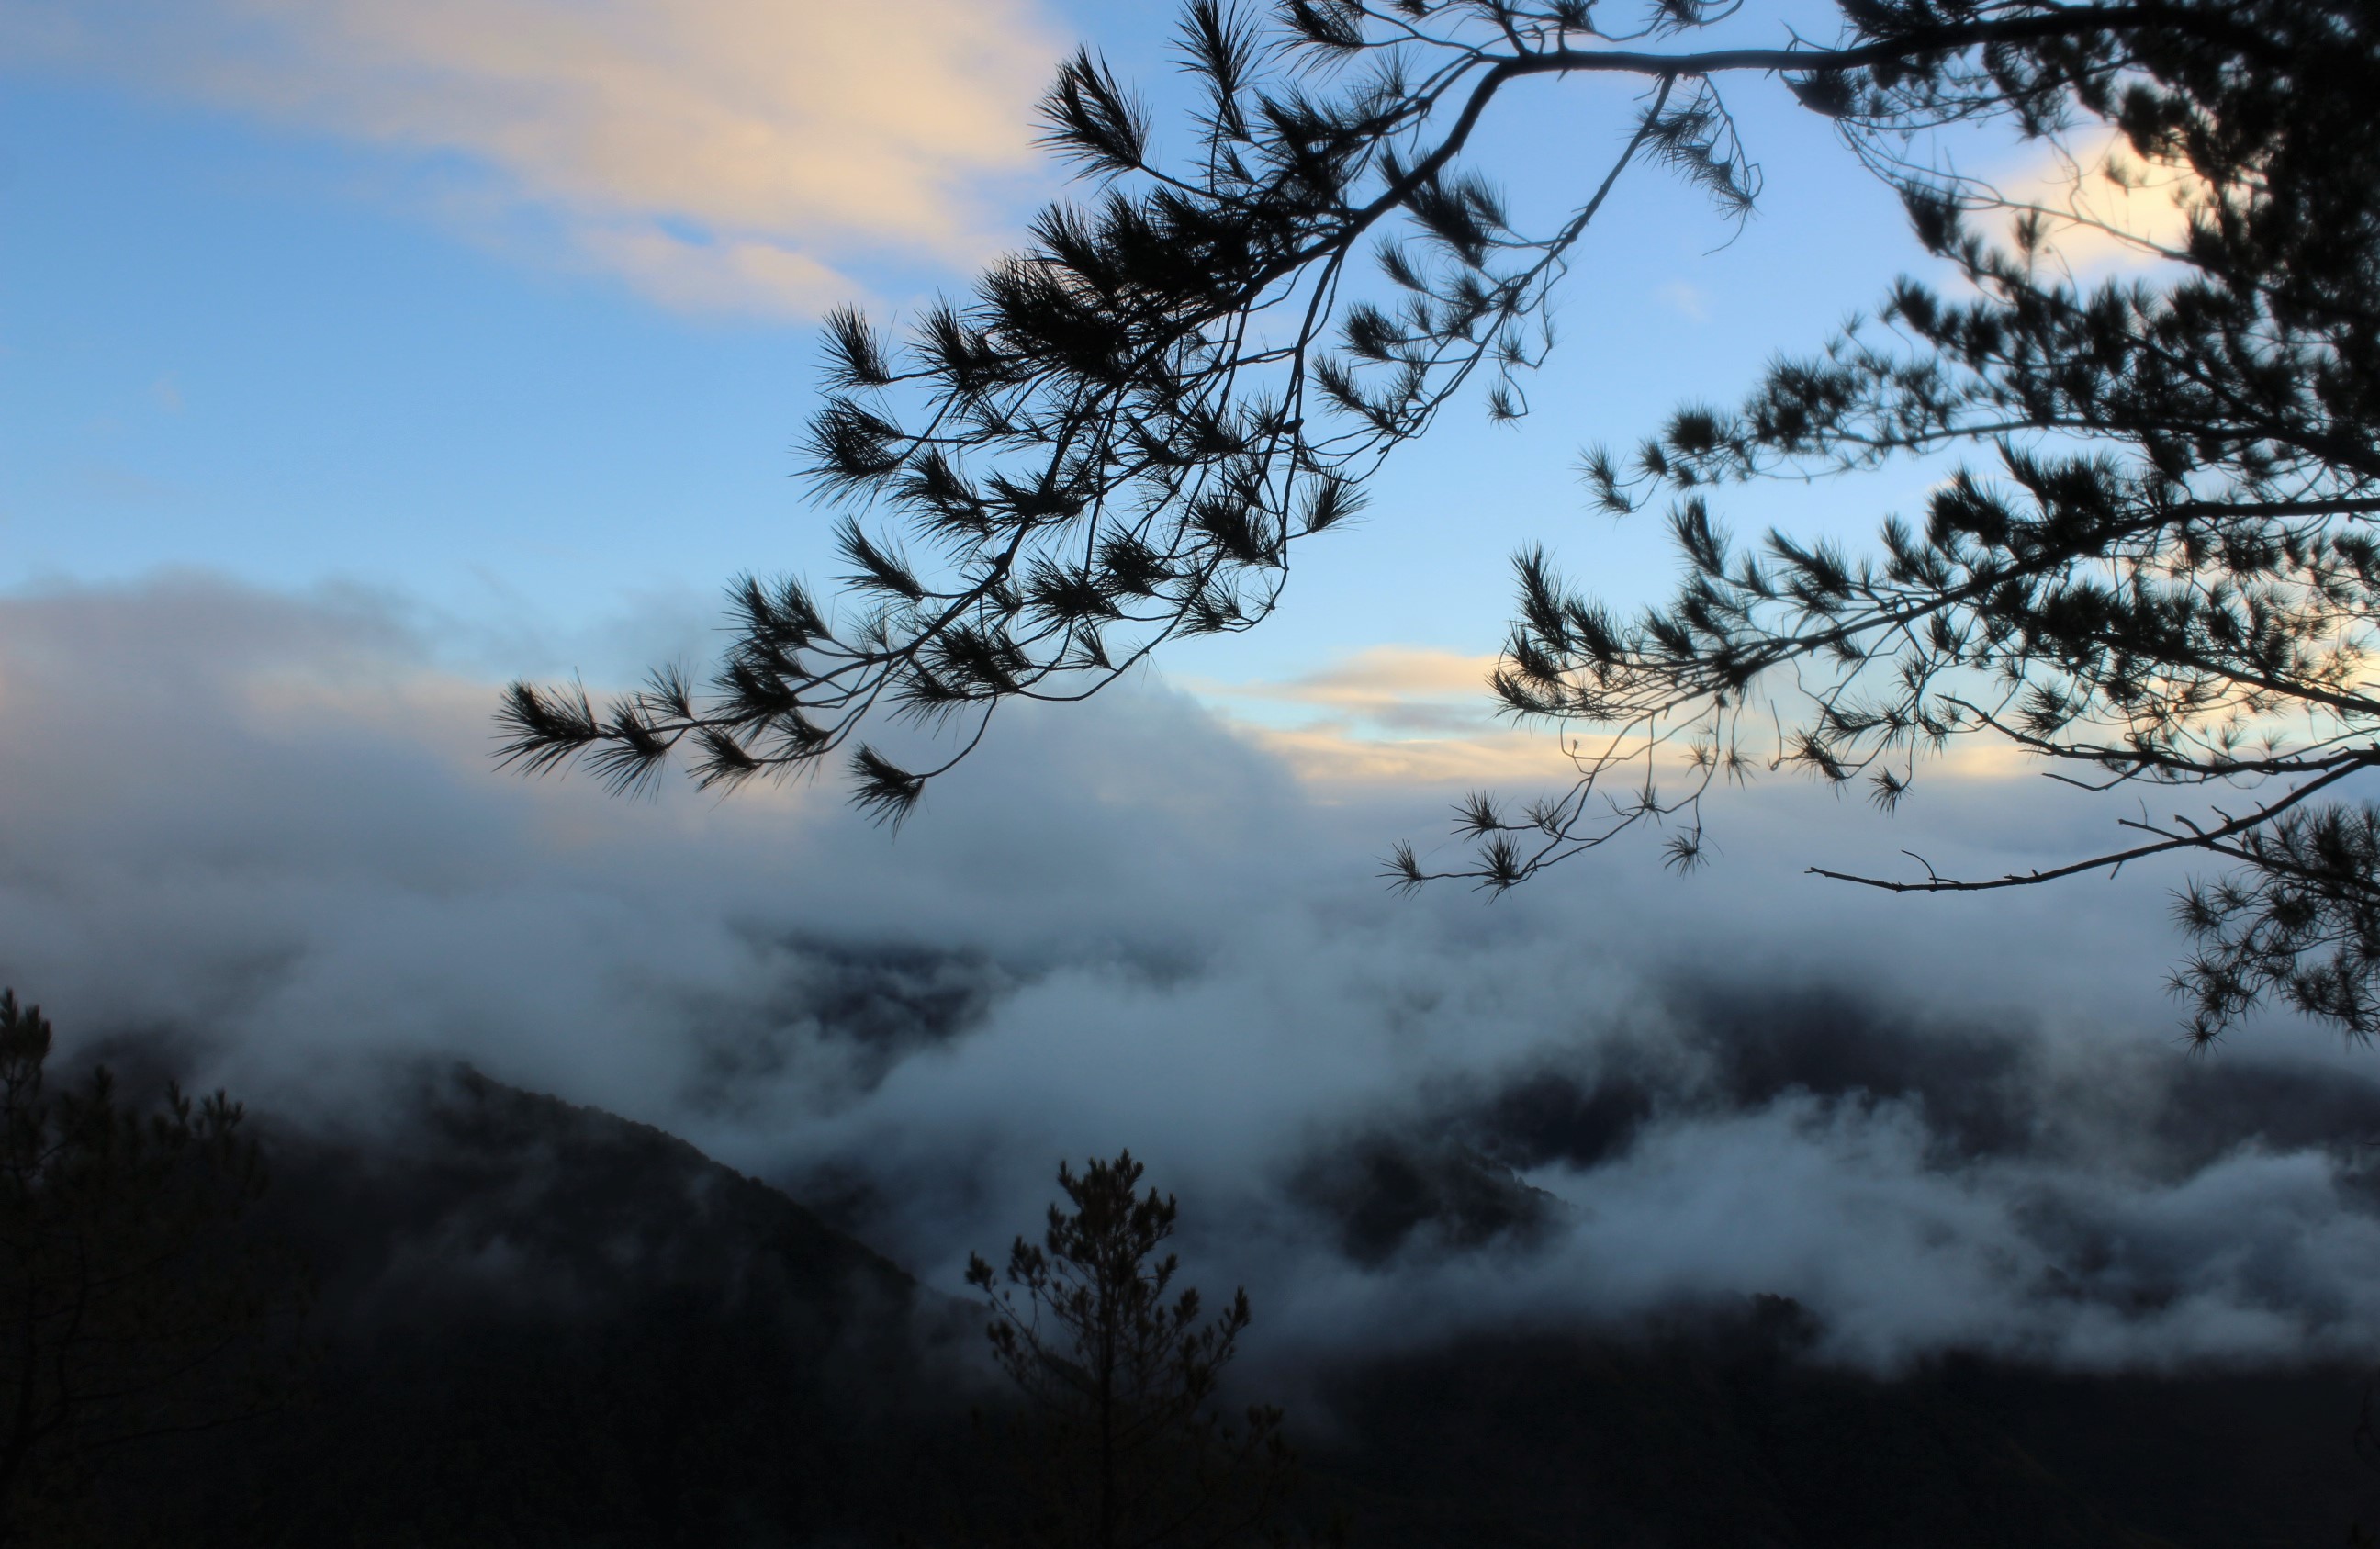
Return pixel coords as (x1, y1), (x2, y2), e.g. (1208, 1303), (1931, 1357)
(6, 574), (2376, 1371)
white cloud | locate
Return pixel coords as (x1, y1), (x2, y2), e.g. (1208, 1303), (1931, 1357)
(567, 222), (859, 317)
(1, 0), (1063, 315)
(12, 575), (2379, 1373)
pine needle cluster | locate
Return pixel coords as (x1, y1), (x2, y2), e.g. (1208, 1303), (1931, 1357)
(1393, 0), (2380, 1042)
(500, 0), (2380, 1038)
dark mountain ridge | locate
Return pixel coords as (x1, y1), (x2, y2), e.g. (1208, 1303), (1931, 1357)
(91, 1067), (2380, 1546)
(109, 1066), (981, 1547)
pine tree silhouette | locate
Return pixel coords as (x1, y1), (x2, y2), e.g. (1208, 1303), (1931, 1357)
(965, 1152), (1308, 1549)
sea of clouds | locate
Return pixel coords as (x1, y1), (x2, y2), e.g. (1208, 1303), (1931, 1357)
(6, 574), (2380, 1375)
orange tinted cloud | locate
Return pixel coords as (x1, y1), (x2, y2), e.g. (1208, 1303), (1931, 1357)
(1205, 645), (1506, 734)
(1994, 128), (2205, 275)
(1187, 645), (2052, 795)
(4, 0), (1061, 315)
(1186, 645), (1555, 791)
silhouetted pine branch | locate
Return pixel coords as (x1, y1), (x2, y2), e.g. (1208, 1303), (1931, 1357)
(1396, 0), (2380, 1040)
(502, 0), (2166, 814)
(500, 0), (2380, 1038)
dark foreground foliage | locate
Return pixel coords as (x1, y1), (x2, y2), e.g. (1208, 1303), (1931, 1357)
(0, 993), (306, 1548)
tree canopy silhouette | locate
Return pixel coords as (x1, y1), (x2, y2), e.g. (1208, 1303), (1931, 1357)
(0, 991), (309, 1546)
(965, 1152), (1302, 1549)
(500, 0), (2380, 1040)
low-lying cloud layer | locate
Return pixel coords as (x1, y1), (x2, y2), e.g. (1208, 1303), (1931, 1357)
(5, 576), (2377, 1375)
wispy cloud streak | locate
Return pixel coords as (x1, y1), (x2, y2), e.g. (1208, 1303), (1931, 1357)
(2, 0), (1062, 314)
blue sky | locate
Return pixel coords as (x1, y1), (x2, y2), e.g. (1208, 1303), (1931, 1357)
(0, 0), (2042, 751)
